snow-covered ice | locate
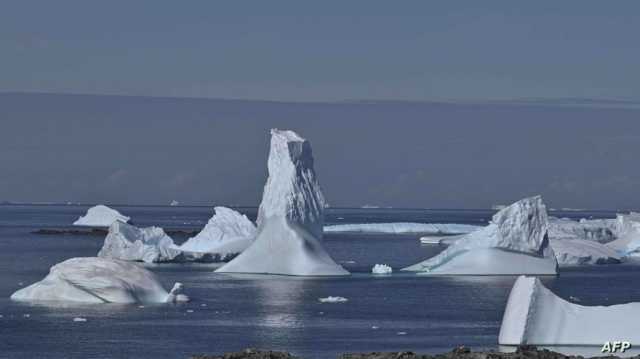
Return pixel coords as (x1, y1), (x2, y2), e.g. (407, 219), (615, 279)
(324, 223), (480, 235)
(371, 264), (393, 274)
(175, 206), (256, 261)
(548, 217), (617, 243)
(499, 275), (640, 345)
(403, 196), (558, 275)
(606, 213), (640, 256)
(11, 257), (188, 304)
(550, 239), (621, 266)
(216, 129), (349, 276)
(98, 221), (181, 263)
(73, 205), (130, 227)
(318, 296), (348, 303)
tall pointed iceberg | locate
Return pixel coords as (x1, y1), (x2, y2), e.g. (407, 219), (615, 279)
(403, 196), (558, 275)
(216, 129), (348, 276)
(499, 275), (640, 345)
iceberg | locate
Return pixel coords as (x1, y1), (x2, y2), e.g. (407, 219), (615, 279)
(371, 264), (393, 274)
(98, 221), (181, 263)
(550, 239), (621, 266)
(403, 196), (558, 275)
(73, 205), (130, 227)
(175, 206), (256, 261)
(548, 217), (617, 243)
(318, 296), (348, 303)
(606, 213), (640, 256)
(499, 276), (640, 345)
(324, 223), (480, 235)
(216, 129), (349, 276)
(11, 257), (188, 304)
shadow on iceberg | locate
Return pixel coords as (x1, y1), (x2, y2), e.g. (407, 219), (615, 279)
(402, 196), (558, 275)
(216, 129), (349, 276)
(499, 275), (640, 345)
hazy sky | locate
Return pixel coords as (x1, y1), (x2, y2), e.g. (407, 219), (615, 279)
(2, 3), (640, 209)
(2, 1), (639, 101)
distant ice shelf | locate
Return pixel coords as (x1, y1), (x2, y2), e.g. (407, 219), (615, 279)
(324, 222), (480, 235)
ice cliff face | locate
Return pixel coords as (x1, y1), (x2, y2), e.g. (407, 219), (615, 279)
(11, 257), (187, 304)
(499, 276), (640, 345)
(216, 129), (349, 276)
(402, 196), (557, 275)
(73, 205), (130, 227)
(606, 212), (640, 256)
(98, 221), (180, 263)
(550, 239), (621, 266)
(548, 217), (617, 243)
(176, 206), (256, 261)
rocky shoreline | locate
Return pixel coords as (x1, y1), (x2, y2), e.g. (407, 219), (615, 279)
(191, 346), (636, 359)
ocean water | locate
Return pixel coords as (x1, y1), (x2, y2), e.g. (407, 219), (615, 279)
(1, 205), (639, 359)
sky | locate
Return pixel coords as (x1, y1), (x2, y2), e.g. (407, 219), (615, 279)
(1, 1), (640, 102)
(2, 2), (640, 209)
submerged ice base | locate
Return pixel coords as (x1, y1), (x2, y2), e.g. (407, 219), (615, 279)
(499, 276), (640, 345)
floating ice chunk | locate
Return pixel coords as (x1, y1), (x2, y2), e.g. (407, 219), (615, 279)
(73, 205), (130, 227)
(550, 239), (621, 266)
(98, 221), (181, 263)
(397, 331), (407, 335)
(73, 317), (87, 322)
(165, 282), (190, 303)
(175, 206), (256, 261)
(11, 257), (186, 304)
(403, 196), (558, 275)
(324, 222), (480, 235)
(170, 200), (179, 206)
(371, 264), (393, 275)
(216, 129), (348, 276)
(499, 276), (640, 345)
(318, 296), (348, 303)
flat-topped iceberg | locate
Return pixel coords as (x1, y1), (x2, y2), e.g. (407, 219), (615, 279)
(551, 239), (621, 266)
(73, 205), (130, 227)
(175, 206), (256, 261)
(499, 275), (640, 345)
(548, 217), (617, 243)
(11, 257), (188, 304)
(98, 221), (180, 263)
(403, 196), (558, 275)
(324, 222), (480, 235)
(371, 264), (393, 274)
(216, 129), (349, 276)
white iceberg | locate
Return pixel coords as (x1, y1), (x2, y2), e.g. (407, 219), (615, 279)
(606, 213), (640, 256)
(73, 205), (130, 227)
(403, 196), (558, 275)
(499, 275), (640, 345)
(548, 217), (617, 243)
(318, 296), (348, 303)
(175, 206), (256, 261)
(98, 221), (181, 263)
(550, 238), (621, 266)
(216, 129), (349, 276)
(371, 264), (393, 274)
(324, 222), (480, 235)
(11, 257), (188, 304)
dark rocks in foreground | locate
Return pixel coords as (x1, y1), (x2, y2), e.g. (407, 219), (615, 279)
(191, 346), (636, 359)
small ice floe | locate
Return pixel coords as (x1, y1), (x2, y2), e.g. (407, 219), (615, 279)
(23, 314), (30, 318)
(73, 317), (87, 322)
(200, 303), (207, 307)
(569, 296), (581, 302)
(138, 305), (145, 309)
(318, 311), (324, 315)
(318, 296), (348, 303)
(340, 260), (356, 264)
(371, 326), (379, 330)
(397, 331), (407, 335)
(371, 264), (393, 275)
(186, 309), (194, 313)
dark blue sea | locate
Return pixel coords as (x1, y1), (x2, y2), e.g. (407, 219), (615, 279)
(1, 205), (639, 359)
